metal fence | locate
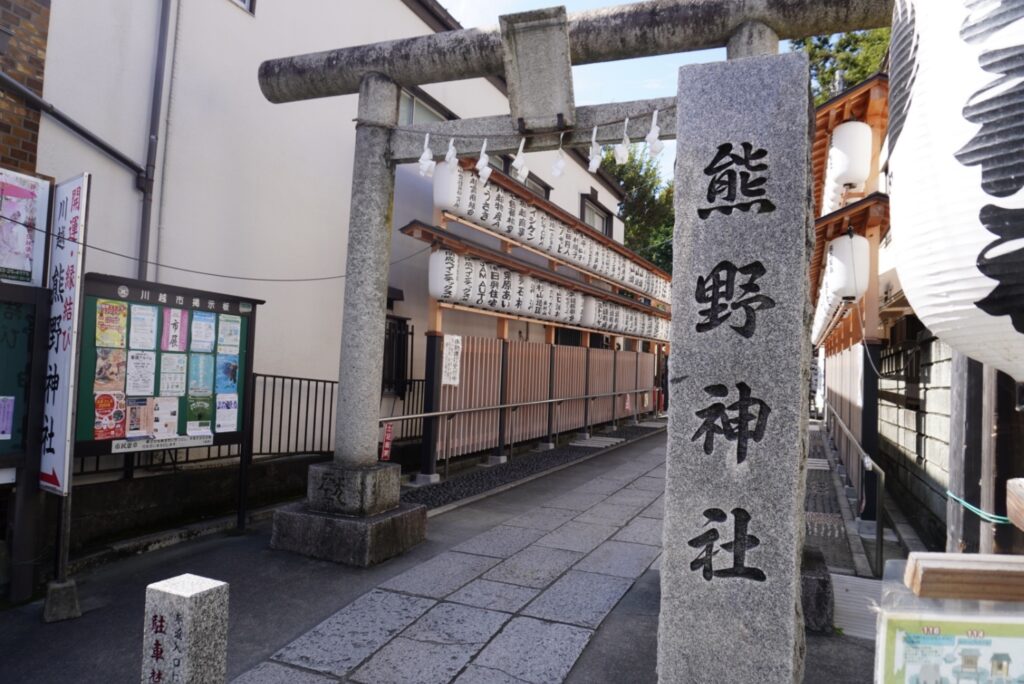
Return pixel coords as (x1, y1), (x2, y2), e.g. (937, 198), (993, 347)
(825, 400), (889, 577)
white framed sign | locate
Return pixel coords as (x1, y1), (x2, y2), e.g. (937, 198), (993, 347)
(442, 334), (462, 386)
(39, 174), (90, 495)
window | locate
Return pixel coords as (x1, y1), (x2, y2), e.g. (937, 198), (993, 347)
(230, 0), (255, 13)
(399, 90), (444, 125)
(581, 193), (613, 236)
(524, 174), (551, 200)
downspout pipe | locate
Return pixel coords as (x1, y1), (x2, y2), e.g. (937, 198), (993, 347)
(0, 70), (144, 177)
(137, 0), (173, 281)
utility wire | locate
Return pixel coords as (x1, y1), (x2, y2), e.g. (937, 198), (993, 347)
(0, 213), (432, 283)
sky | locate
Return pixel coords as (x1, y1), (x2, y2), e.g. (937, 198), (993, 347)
(441, 0), (727, 182)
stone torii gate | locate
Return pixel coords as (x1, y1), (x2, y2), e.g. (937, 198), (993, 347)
(261, 1), (889, 680)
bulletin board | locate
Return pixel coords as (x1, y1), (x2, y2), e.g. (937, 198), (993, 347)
(73, 274), (262, 458)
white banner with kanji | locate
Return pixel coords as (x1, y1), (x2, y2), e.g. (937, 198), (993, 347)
(39, 174), (90, 495)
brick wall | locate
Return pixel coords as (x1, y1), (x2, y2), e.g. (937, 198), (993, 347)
(0, 0), (49, 174)
(878, 333), (952, 547)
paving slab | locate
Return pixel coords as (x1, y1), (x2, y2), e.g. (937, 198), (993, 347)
(465, 616), (593, 684)
(544, 491), (609, 512)
(574, 541), (661, 580)
(351, 603), (510, 684)
(379, 552), (499, 599)
(644, 464), (666, 478)
(455, 665), (529, 684)
(447, 579), (541, 613)
(483, 546), (584, 589)
(231, 661), (338, 684)
(521, 570), (634, 629)
(626, 476), (665, 493)
(637, 496), (664, 520)
(501, 506), (578, 532)
(573, 502), (642, 527)
(603, 487), (662, 508)
(534, 521), (619, 554)
(272, 589), (435, 678)
(573, 479), (626, 493)
(612, 517), (663, 547)
(452, 525), (546, 559)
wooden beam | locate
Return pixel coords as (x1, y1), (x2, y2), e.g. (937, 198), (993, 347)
(1008, 479), (1024, 533)
(544, 325), (556, 345)
(904, 552), (1024, 601)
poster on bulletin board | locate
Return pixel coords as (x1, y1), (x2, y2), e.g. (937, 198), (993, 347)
(74, 274), (262, 457)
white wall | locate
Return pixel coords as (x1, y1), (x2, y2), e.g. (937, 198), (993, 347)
(39, 0), (628, 386)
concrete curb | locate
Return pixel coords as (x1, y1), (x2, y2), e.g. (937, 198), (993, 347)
(426, 427), (667, 519)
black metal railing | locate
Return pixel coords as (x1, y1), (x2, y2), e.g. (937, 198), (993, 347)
(253, 373), (336, 457)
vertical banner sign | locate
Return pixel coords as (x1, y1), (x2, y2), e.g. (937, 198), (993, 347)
(380, 422), (394, 461)
(659, 55), (812, 683)
(40, 174), (90, 495)
(442, 334), (462, 386)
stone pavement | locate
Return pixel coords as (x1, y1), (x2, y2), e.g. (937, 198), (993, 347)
(0, 428), (877, 683)
(234, 444), (669, 683)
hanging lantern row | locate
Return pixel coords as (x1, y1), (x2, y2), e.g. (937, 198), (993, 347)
(428, 249), (670, 341)
(433, 162), (671, 302)
(820, 120), (873, 217)
(811, 233), (870, 346)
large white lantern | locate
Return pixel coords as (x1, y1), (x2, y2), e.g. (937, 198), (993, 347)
(889, 0), (1024, 381)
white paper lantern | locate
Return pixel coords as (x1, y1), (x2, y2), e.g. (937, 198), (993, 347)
(889, 0), (1024, 381)
(427, 249), (459, 301)
(829, 121), (873, 187)
(825, 233), (870, 300)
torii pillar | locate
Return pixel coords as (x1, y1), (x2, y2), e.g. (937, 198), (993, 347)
(258, 1), (892, 570)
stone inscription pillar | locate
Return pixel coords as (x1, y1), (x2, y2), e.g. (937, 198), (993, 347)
(658, 53), (813, 683)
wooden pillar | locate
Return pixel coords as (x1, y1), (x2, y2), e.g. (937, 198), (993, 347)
(947, 352), (983, 553)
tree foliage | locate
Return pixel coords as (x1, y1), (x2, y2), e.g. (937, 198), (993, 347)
(791, 29), (890, 105)
(600, 146), (674, 273)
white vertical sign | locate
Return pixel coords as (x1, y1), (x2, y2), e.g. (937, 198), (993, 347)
(441, 334), (462, 386)
(39, 174), (90, 496)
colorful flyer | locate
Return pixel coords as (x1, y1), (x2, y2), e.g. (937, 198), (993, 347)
(188, 353), (215, 396)
(190, 311), (216, 353)
(159, 353), (187, 397)
(126, 397), (154, 438)
(126, 350), (157, 396)
(878, 613), (1024, 684)
(215, 393), (238, 432)
(93, 391), (126, 440)
(186, 395), (213, 435)
(161, 308), (188, 352)
(217, 314), (241, 355)
(95, 299), (128, 348)
(94, 348), (127, 392)
(128, 304), (157, 350)
(152, 397), (179, 437)
(215, 354), (239, 394)
(0, 396), (13, 440)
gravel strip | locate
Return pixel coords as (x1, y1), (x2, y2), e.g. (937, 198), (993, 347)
(400, 426), (663, 510)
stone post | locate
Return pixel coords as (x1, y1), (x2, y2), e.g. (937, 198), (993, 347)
(659, 53), (812, 683)
(726, 21), (780, 59)
(141, 574), (228, 684)
(270, 73), (426, 566)
(336, 72), (401, 467)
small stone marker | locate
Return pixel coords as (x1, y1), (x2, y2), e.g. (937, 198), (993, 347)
(659, 53), (812, 683)
(142, 573), (229, 684)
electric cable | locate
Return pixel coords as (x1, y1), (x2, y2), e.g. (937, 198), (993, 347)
(0, 213), (432, 283)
